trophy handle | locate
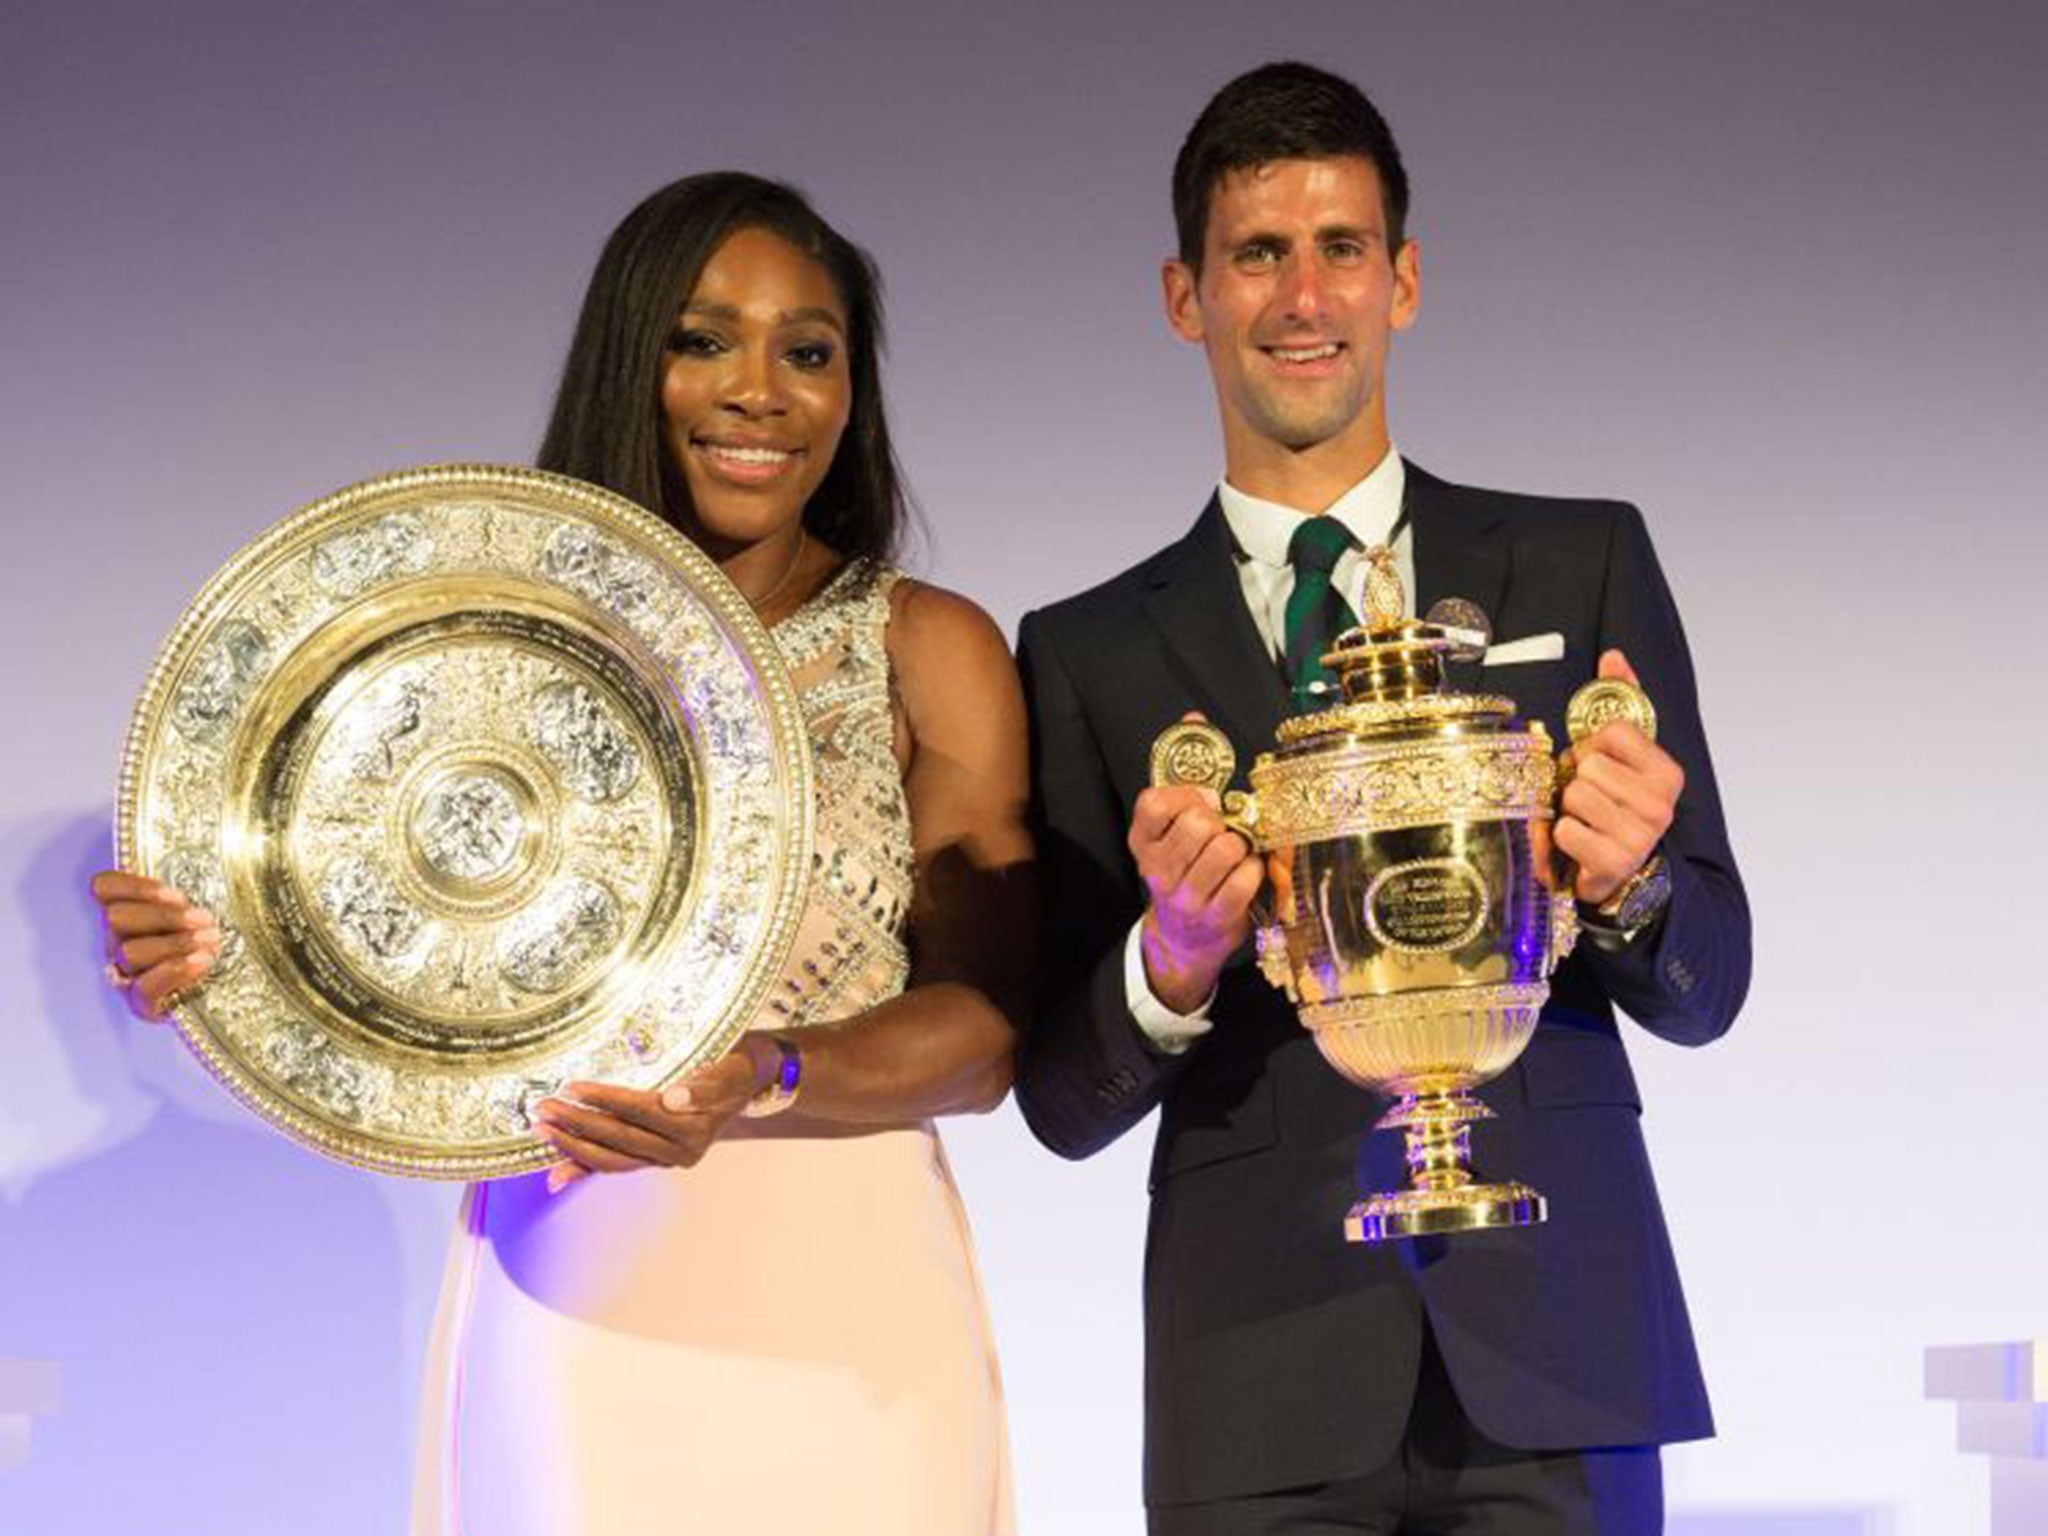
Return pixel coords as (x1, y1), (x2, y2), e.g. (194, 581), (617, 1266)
(1552, 676), (1659, 962)
(1147, 719), (1256, 843)
(1146, 720), (1280, 966)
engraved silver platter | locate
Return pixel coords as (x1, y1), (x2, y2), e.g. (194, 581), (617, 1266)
(116, 465), (814, 1179)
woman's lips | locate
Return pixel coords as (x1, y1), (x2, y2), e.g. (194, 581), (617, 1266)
(692, 438), (804, 485)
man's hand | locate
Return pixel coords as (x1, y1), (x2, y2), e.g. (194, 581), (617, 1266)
(1130, 725), (1263, 1014)
(1557, 650), (1685, 904)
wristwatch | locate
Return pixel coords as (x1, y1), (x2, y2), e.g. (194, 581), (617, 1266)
(1579, 854), (1671, 946)
(740, 1034), (803, 1118)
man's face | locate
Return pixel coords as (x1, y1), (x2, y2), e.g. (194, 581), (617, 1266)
(1163, 155), (1419, 471)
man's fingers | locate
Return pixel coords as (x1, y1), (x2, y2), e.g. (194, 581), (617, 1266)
(1569, 753), (1671, 824)
(1178, 829), (1254, 907)
(1207, 856), (1265, 922)
(1597, 649), (1639, 686)
(1576, 720), (1660, 770)
(1131, 784), (1223, 845)
(1554, 816), (1630, 884)
(1572, 736), (1684, 827)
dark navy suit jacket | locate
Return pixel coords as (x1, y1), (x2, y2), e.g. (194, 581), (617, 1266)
(1013, 464), (1750, 1509)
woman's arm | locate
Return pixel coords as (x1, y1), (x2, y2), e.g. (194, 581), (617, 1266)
(781, 578), (1033, 1119)
(535, 578), (1035, 1180)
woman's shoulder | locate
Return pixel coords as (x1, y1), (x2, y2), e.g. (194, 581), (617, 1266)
(884, 575), (1008, 658)
(880, 575), (1019, 715)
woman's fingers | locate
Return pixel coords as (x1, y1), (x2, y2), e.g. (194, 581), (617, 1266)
(90, 871), (178, 905)
(545, 1160), (591, 1194)
(532, 1096), (691, 1168)
(116, 928), (220, 975)
(129, 951), (214, 1019)
(101, 899), (213, 940)
(659, 1053), (758, 1115)
(534, 1121), (658, 1176)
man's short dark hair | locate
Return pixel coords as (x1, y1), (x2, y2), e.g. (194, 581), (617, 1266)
(1172, 61), (1410, 272)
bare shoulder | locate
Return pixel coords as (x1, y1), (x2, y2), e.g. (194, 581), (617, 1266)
(885, 576), (1018, 702)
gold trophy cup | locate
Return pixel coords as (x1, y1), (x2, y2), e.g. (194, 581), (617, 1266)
(1150, 548), (1652, 1242)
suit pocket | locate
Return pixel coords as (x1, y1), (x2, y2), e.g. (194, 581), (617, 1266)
(1515, 1025), (1642, 1110)
(1151, 1072), (1279, 1184)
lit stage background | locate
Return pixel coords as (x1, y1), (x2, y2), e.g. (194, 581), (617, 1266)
(4, 3), (2044, 1531)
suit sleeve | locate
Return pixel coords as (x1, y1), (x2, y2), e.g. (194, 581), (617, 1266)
(1582, 503), (1752, 1046)
(1012, 609), (1195, 1158)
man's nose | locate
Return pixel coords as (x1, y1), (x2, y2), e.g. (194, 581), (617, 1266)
(1279, 254), (1326, 323)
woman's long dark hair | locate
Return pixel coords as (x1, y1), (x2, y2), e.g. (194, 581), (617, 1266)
(538, 172), (909, 563)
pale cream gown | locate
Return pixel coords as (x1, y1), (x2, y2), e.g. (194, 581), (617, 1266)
(410, 562), (1015, 1535)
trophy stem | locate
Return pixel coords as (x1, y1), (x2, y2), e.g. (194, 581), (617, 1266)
(1345, 1090), (1548, 1244)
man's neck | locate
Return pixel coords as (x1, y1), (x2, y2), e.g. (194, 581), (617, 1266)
(1221, 421), (1393, 514)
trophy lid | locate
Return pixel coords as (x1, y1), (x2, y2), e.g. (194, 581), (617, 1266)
(1277, 545), (1516, 746)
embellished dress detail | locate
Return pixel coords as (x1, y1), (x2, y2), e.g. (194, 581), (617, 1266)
(411, 561), (1015, 1535)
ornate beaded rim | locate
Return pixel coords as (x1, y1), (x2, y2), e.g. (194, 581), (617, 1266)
(1276, 691), (1517, 745)
(115, 464), (814, 1179)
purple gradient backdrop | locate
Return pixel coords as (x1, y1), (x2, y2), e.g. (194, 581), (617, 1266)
(5, 3), (2044, 1531)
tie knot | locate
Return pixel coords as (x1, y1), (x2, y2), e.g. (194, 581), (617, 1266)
(1287, 516), (1356, 577)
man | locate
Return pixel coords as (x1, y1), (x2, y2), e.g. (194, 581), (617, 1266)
(1015, 62), (1749, 1534)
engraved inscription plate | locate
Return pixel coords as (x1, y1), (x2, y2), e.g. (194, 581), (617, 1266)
(1364, 858), (1491, 954)
(116, 465), (814, 1179)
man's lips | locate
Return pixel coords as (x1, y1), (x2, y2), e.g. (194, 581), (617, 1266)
(1253, 339), (1351, 378)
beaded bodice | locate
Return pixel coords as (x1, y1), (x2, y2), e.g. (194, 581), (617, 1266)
(758, 560), (915, 1031)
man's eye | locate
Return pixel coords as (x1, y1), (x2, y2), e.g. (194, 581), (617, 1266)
(1324, 240), (1368, 263)
(787, 341), (836, 370)
(1235, 243), (1280, 269)
(667, 329), (724, 356)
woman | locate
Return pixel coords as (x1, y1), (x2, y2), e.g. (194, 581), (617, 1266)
(92, 173), (1030, 1534)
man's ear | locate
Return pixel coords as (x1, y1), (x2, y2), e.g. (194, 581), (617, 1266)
(1162, 258), (1204, 343)
(1390, 238), (1421, 333)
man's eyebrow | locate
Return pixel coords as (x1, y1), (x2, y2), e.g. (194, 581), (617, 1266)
(680, 300), (845, 335)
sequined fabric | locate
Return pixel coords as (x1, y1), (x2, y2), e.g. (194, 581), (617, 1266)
(761, 559), (916, 1031)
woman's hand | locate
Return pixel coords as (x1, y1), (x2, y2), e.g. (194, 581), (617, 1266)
(89, 871), (223, 1021)
(532, 1039), (769, 1193)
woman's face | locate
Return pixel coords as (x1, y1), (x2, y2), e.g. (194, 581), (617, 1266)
(660, 226), (853, 554)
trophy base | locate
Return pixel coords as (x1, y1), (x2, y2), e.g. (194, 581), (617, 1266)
(1345, 1181), (1548, 1244)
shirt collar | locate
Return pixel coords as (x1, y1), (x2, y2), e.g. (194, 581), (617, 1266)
(1216, 448), (1407, 568)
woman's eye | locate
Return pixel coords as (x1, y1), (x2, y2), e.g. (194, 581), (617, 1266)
(667, 328), (724, 356)
(786, 341), (836, 370)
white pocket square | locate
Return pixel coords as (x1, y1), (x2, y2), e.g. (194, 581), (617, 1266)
(1481, 633), (1565, 665)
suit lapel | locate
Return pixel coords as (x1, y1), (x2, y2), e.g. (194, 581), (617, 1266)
(1141, 498), (1289, 770)
(1409, 462), (1511, 627)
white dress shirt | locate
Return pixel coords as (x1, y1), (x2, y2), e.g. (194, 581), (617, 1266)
(1125, 450), (1413, 1052)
